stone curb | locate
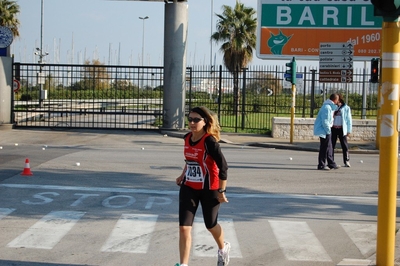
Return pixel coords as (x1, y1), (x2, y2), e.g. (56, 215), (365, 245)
(162, 130), (379, 154)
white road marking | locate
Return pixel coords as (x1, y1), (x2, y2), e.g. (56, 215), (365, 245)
(193, 217), (242, 258)
(7, 210), (85, 249)
(101, 213), (158, 253)
(0, 183), (384, 202)
(0, 208), (15, 219)
(341, 222), (376, 256)
(269, 220), (331, 262)
(0, 183), (382, 262)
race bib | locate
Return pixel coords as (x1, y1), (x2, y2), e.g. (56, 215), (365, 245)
(185, 161), (204, 183)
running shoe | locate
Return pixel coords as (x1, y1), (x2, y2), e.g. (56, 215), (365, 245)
(217, 241), (231, 266)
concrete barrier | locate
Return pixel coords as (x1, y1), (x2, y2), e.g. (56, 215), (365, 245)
(272, 117), (376, 141)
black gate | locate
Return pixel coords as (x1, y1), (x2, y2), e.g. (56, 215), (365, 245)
(13, 63), (164, 130)
(12, 63), (377, 134)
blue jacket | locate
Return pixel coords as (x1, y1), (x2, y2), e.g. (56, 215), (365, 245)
(314, 99), (337, 138)
(338, 104), (352, 135)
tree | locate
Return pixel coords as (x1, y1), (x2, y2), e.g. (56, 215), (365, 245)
(248, 72), (283, 95)
(83, 59), (110, 90)
(211, 1), (256, 115)
(0, 0), (20, 37)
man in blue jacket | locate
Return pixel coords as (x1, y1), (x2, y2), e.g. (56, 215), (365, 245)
(314, 93), (341, 170)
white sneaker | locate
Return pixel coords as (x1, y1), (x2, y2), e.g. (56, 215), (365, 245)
(217, 241), (231, 266)
(345, 162), (351, 167)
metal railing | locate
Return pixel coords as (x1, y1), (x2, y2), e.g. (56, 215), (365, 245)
(12, 63), (377, 134)
(186, 65), (377, 134)
(13, 63), (164, 129)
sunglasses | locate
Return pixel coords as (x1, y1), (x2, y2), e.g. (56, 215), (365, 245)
(188, 117), (204, 123)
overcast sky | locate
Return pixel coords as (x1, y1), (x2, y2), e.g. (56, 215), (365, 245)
(11, 0), (281, 67)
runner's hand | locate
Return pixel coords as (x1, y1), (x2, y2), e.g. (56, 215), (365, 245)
(218, 193), (229, 203)
(176, 176), (183, 186)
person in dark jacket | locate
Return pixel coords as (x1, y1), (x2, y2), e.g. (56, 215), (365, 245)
(313, 93), (341, 170)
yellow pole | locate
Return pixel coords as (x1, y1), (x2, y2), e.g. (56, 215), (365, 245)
(290, 83), (296, 144)
(376, 21), (400, 266)
(376, 58), (383, 150)
(376, 81), (381, 150)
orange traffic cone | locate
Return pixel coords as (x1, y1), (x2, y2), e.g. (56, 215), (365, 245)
(21, 158), (33, 176)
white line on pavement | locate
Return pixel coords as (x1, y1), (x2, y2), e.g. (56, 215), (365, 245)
(341, 222), (376, 256)
(193, 217), (242, 258)
(0, 183), (383, 202)
(0, 208), (15, 220)
(7, 210), (86, 249)
(269, 220), (332, 262)
(101, 213), (158, 253)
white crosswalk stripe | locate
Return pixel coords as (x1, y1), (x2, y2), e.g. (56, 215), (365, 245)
(1, 208), (378, 263)
(340, 222), (376, 256)
(269, 220), (332, 262)
(0, 208), (15, 219)
(101, 213), (158, 253)
(7, 210), (86, 249)
(193, 217), (242, 258)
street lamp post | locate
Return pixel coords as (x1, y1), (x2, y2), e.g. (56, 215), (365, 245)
(139, 16), (149, 89)
(36, 0), (48, 108)
(139, 16), (149, 66)
(210, 0), (213, 69)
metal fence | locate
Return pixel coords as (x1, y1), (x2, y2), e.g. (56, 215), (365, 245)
(186, 65), (377, 134)
(13, 63), (164, 129)
(12, 63), (377, 133)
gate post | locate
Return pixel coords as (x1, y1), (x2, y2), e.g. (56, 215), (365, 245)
(162, 1), (188, 129)
(0, 56), (13, 129)
(310, 69), (316, 118)
(241, 68), (247, 130)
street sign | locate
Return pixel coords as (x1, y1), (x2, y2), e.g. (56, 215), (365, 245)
(284, 73), (303, 88)
(283, 76), (304, 89)
(13, 79), (20, 93)
(0, 26), (13, 48)
(284, 73), (303, 79)
(319, 42), (354, 83)
(319, 76), (353, 83)
(320, 49), (353, 56)
(256, 0), (382, 60)
(320, 69), (353, 76)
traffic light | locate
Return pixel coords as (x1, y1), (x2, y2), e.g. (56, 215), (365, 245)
(371, 0), (400, 17)
(285, 57), (296, 85)
(370, 58), (379, 83)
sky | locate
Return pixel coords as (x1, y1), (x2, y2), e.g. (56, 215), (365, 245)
(12, 0), (275, 67)
(11, 0), (369, 69)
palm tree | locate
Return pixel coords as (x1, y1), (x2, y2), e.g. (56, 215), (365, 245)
(211, 0), (256, 115)
(0, 0), (20, 37)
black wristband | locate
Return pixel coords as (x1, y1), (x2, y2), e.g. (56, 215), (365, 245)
(218, 188), (226, 193)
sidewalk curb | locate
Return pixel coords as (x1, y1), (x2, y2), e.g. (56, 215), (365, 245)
(162, 130), (379, 154)
(248, 142), (319, 152)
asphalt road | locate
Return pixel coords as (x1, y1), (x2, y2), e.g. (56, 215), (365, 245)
(0, 129), (396, 266)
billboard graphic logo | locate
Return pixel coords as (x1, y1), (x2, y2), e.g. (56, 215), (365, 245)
(267, 30), (292, 55)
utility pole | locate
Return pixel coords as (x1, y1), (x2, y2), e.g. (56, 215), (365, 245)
(370, 1), (400, 265)
(285, 57), (296, 144)
(37, 0), (47, 108)
(210, 0), (213, 69)
(139, 16), (149, 67)
(139, 16), (149, 89)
